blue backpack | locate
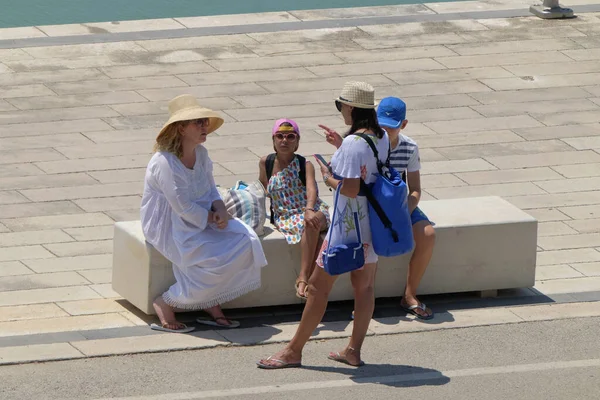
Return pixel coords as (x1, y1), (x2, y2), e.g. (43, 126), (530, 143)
(355, 133), (414, 257)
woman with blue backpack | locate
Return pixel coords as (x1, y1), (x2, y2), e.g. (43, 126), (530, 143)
(257, 81), (390, 369)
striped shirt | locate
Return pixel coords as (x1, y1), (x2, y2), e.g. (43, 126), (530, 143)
(388, 134), (420, 174)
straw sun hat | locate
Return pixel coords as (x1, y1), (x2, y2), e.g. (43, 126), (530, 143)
(335, 81), (378, 109)
(157, 94), (224, 140)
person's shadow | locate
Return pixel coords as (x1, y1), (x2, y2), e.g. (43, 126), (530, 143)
(303, 363), (450, 388)
(373, 310), (456, 326)
(313, 320), (352, 335)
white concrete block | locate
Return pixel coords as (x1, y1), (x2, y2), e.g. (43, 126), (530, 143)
(112, 196), (537, 314)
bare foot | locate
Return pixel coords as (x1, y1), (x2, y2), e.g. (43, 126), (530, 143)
(328, 346), (364, 367)
(257, 347), (302, 369)
(204, 305), (234, 326)
(153, 296), (185, 330)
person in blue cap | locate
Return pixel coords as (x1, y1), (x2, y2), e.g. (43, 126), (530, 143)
(377, 97), (436, 320)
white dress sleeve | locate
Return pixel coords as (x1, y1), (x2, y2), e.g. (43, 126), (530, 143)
(205, 157), (223, 204)
(152, 155), (211, 230)
(333, 136), (371, 179)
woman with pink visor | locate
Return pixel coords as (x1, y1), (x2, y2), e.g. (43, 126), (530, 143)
(258, 119), (330, 299)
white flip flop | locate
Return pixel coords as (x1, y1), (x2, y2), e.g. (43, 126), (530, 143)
(196, 317), (240, 328)
(150, 323), (195, 333)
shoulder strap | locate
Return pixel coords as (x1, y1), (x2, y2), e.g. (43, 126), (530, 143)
(354, 132), (385, 174)
(296, 154), (306, 186)
(265, 153), (276, 225)
(265, 153), (276, 182)
(354, 132), (379, 158)
(353, 133), (399, 243)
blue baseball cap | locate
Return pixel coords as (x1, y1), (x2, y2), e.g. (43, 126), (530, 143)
(377, 97), (406, 128)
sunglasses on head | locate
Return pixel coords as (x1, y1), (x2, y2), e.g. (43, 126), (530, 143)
(190, 118), (209, 127)
(274, 132), (298, 141)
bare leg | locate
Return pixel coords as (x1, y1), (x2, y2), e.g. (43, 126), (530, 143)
(296, 212), (327, 298)
(153, 296), (186, 330)
(329, 262), (377, 366)
(402, 221), (436, 318)
(258, 266), (337, 367)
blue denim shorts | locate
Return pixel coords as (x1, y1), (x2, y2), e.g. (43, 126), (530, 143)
(411, 207), (431, 226)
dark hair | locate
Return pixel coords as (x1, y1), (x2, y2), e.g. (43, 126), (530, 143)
(346, 107), (383, 139)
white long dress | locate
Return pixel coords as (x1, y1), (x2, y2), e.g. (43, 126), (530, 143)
(140, 145), (267, 310)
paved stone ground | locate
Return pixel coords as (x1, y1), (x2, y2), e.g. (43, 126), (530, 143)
(1, 1), (600, 363)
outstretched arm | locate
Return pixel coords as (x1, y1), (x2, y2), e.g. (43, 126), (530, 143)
(319, 125), (343, 149)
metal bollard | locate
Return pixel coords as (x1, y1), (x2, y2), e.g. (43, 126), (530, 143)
(530, 0), (575, 19)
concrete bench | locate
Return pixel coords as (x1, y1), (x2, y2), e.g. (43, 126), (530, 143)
(112, 196), (537, 315)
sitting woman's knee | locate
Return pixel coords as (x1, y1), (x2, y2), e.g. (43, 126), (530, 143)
(416, 223), (435, 246)
(424, 225), (436, 244)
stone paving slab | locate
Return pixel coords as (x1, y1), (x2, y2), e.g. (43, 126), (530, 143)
(0, 343), (83, 365)
(573, 262), (600, 276)
(70, 330), (227, 357)
(0, 261), (33, 277)
(536, 264), (583, 280)
(0, 286), (101, 307)
(1, 1), (600, 363)
(0, 271), (90, 292)
(2, 213), (114, 232)
(566, 218), (600, 233)
(0, 313), (134, 338)
(537, 222), (579, 237)
(56, 298), (126, 316)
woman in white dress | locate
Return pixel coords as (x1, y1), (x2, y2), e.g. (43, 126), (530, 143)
(141, 94), (268, 333)
(257, 82), (389, 368)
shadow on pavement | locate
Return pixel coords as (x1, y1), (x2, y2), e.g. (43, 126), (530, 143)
(303, 363), (451, 388)
(373, 311), (456, 326)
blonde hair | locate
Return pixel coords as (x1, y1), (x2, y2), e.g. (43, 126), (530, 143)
(154, 121), (186, 158)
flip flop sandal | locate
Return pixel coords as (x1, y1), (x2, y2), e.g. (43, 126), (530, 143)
(256, 356), (302, 369)
(401, 302), (434, 320)
(295, 279), (309, 300)
(196, 316), (241, 328)
(150, 322), (195, 333)
(327, 352), (365, 367)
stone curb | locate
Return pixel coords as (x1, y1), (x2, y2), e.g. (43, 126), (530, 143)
(1, 2), (600, 49)
(1, 300), (598, 366)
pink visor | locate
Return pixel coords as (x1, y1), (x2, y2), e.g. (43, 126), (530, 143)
(272, 118), (300, 136)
